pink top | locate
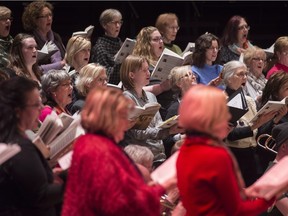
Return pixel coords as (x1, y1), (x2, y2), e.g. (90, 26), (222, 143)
(266, 63), (288, 79)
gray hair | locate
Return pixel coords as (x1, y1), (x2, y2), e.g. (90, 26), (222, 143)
(99, 9), (122, 26)
(222, 60), (247, 86)
(41, 69), (70, 97)
(124, 144), (154, 166)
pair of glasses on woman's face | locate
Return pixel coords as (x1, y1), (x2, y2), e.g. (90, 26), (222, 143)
(238, 25), (250, 31)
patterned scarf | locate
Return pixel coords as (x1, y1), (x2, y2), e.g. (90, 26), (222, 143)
(247, 73), (267, 95)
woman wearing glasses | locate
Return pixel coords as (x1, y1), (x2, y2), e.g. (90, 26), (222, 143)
(0, 6), (13, 68)
(22, 1), (66, 73)
(132, 26), (175, 119)
(243, 47), (267, 103)
(90, 9), (123, 85)
(39, 69), (73, 122)
(192, 33), (224, 89)
(0, 77), (66, 216)
(217, 15), (254, 65)
(155, 13), (182, 55)
(222, 60), (275, 187)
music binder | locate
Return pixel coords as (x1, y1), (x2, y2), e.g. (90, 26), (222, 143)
(227, 87), (249, 124)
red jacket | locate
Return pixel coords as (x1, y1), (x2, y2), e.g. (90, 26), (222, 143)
(177, 136), (273, 216)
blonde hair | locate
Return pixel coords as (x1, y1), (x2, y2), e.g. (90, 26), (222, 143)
(179, 85), (228, 137)
(169, 65), (191, 93)
(120, 55), (148, 90)
(243, 46), (266, 66)
(132, 26), (159, 66)
(81, 87), (133, 141)
(274, 36), (288, 53)
(0, 6), (11, 18)
(65, 36), (91, 67)
(75, 63), (106, 97)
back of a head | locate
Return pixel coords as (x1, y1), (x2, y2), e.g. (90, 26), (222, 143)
(179, 84), (228, 135)
(272, 122), (288, 152)
(124, 144), (154, 166)
(261, 70), (288, 105)
(81, 87), (133, 139)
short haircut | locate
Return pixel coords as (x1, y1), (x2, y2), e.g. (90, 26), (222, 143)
(65, 36), (91, 67)
(41, 69), (70, 102)
(81, 87), (134, 141)
(221, 60), (247, 86)
(124, 144), (154, 167)
(243, 46), (266, 66)
(120, 55), (148, 90)
(169, 65), (191, 93)
(99, 8), (122, 26)
(0, 6), (11, 18)
(75, 63), (106, 97)
(155, 13), (179, 35)
(179, 84), (228, 137)
(274, 36), (288, 53)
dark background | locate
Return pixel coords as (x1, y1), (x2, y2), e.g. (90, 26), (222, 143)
(2, 1), (288, 50)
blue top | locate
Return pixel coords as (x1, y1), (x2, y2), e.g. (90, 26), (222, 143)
(192, 64), (224, 90)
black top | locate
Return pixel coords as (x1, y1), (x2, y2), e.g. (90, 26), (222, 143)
(0, 134), (64, 216)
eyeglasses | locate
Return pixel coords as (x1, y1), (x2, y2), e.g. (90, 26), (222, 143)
(0, 17), (13, 22)
(60, 82), (72, 88)
(25, 102), (43, 109)
(252, 57), (266, 62)
(37, 13), (53, 19)
(96, 77), (108, 83)
(235, 71), (248, 78)
(109, 20), (123, 25)
(207, 47), (220, 52)
(167, 26), (180, 31)
(180, 72), (196, 80)
(151, 36), (164, 43)
(238, 25), (250, 31)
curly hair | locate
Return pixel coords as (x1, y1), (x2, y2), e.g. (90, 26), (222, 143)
(22, 1), (53, 32)
(192, 33), (220, 68)
(132, 26), (159, 66)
